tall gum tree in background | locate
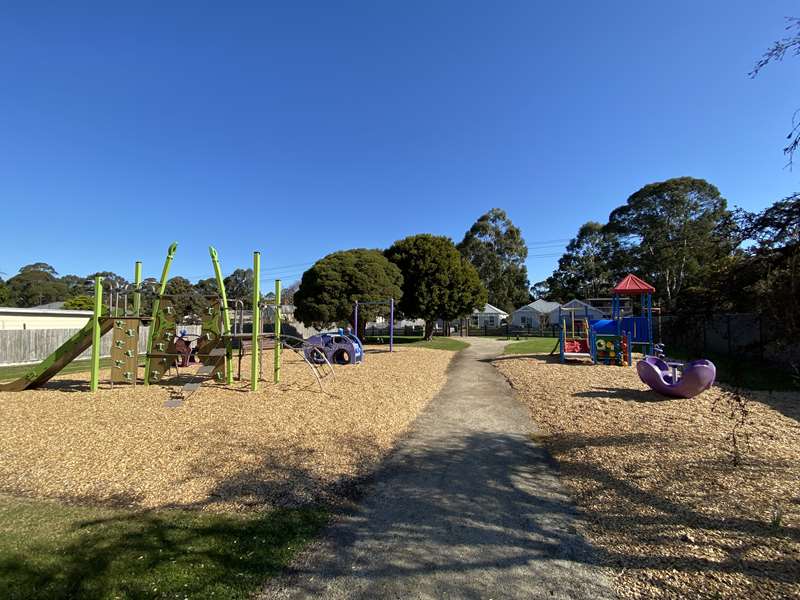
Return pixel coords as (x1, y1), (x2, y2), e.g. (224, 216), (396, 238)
(605, 177), (735, 309)
(542, 221), (625, 302)
(386, 234), (487, 339)
(294, 249), (403, 340)
(457, 208), (530, 313)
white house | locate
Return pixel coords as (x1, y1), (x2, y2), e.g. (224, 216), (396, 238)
(510, 299), (561, 328)
(550, 299), (604, 325)
(469, 304), (509, 328)
(0, 307), (94, 330)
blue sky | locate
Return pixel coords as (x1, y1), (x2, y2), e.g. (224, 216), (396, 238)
(1, 1), (798, 289)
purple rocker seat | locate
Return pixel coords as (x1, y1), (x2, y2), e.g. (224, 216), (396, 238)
(636, 356), (716, 399)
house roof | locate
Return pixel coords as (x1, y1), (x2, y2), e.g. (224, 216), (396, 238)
(514, 299), (560, 314)
(474, 303), (509, 316)
(613, 273), (655, 294)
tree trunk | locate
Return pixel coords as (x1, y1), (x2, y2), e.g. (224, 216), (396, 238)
(424, 320), (436, 340)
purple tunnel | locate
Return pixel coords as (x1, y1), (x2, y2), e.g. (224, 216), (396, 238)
(636, 356), (716, 399)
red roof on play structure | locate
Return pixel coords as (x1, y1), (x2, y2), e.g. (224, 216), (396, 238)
(613, 273), (655, 294)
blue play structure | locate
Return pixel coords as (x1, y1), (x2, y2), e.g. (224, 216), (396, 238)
(304, 330), (364, 366)
(559, 274), (655, 365)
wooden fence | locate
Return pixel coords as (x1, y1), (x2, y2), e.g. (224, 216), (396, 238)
(0, 325), (203, 366)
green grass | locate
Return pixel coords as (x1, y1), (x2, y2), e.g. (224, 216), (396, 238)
(503, 337), (560, 355)
(364, 335), (469, 351)
(0, 357), (136, 383)
(0, 494), (328, 600)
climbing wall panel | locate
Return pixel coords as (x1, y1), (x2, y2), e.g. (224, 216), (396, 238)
(110, 318), (140, 383)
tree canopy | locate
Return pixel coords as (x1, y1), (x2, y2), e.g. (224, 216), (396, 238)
(294, 249), (403, 338)
(543, 221), (625, 302)
(458, 208), (530, 313)
(386, 234), (486, 339)
(606, 177), (734, 308)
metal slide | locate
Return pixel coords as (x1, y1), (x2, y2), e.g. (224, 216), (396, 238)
(0, 318), (114, 391)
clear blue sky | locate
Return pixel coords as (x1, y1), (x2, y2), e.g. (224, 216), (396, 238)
(2, 1), (798, 288)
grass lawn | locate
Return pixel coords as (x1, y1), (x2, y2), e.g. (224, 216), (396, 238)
(503, 337), (560, 355)
(364, 335), (469, 351)
(0, 357), (134, 383)
(0, 494), (327, 600)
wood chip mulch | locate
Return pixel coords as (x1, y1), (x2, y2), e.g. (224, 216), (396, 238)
(494, 354), (800, 600)
(0, 347), (453, 513)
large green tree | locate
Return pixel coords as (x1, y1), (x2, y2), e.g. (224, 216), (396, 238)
(294, 249), (403, 339)
(386, 234), (486, 339)
(6, 263), (69, 307)
(224, 269), (254, 309)
(0, 279), (10, 305)
(544, 221), (625, 302)
(458, 208), (530, 313)
(606, 177), (735, 309)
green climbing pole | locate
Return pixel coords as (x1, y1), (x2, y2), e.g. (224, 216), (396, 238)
(209, 246), (233, 385)
(90, 275), (103, 392)
(251, 251), (260, 391)
(144, 242), (178, 385)
(133, 260), (142, 316)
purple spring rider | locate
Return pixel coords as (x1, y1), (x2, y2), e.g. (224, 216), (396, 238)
(636, 356), (716, 399)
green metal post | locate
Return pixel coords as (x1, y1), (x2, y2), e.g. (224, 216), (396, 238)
(133, 261), (142, 316)
(144, 242), (178, 385)
(251, 252), (260, 391)
(209, 246), (233, 384)
(274, 279), (281, 384)
(90, 275), (103, 391)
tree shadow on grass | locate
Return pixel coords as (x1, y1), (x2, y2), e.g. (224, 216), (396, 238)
(0, 501), (327, 600)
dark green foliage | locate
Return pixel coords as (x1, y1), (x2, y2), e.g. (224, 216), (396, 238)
(19, 263), (57, 276)
(386, 234), (487, 339)
(543, 221), (625, 302)
(294, 249), (403, 338)
(0, 280), (10, 306)
(606, 177), (735, 309)
(224, 268), (254, 309)
(738, 194), (800, 348)
(458, 208), (530, 313)
(87, 272), (129, 294)
(163, 276), (197, 320)
(6, 265), (69, 307)
(63, 295), (95, 311)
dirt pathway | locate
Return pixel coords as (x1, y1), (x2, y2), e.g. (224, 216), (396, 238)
(261, 337), (615, 599)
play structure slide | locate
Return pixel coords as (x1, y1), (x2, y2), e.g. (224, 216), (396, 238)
(0, 318), (114, 392)
(636, 356), (716, 399)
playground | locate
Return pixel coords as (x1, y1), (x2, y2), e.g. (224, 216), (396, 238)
(494, 352), (800, 599)
(0, 346), (453, 511)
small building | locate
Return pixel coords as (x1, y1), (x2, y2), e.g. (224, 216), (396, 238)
(511, 299), (561, 328)
(0, 307), (93, 330)
(469, 304), (509, 328)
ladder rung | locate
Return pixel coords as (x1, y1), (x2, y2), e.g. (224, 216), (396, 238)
(182, 382), (202, 392)
(208, 347), (226, 356)
(197, 365), (216, 376)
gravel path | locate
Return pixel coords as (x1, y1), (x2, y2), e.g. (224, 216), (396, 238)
(261, 338), (615, 600)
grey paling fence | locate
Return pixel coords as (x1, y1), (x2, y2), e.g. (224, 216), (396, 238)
(661, 313), (799, 368)
(0, 325), (203, 367)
